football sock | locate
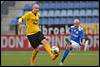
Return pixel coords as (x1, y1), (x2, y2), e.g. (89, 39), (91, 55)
(31, 49), (38, 61)
(43, 44), (54, 59)
(61, 49), (69, 63)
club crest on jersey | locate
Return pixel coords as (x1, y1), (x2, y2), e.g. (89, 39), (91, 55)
(32, 19), (38, 25)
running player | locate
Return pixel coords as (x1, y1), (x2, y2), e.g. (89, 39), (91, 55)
(18, 3), (59, 65)
(60, 19), (85, 65)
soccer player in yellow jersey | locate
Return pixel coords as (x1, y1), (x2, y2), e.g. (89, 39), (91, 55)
(18, 3), (59, 65)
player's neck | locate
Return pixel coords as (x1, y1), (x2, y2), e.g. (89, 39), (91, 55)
(32, 11), (37, 16)
(75, 26), (79, 29)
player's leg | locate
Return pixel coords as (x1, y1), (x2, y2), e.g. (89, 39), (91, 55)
(31, 48), (39, 64)
(36, 31), (58, 60)
(84, 37), (90, 51)
(60, 41), (72, 65)
(60, 38), (72, 64)
(41, 39), (59, 60)
(84, 40), (89, 51)
(27, 35), (39, 65)
(60, 39), (80, 65)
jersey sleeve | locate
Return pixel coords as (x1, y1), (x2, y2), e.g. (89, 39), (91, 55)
(21, 12), (29, 20)
(18, 12), (29, 23)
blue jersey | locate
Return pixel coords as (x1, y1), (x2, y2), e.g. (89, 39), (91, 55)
(69, 26), (84, 45)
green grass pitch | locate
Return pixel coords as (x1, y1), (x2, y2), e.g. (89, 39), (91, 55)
(1, 50), (99, 66)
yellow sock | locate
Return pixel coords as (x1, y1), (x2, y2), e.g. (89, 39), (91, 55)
(31, 49), (38, 61)
(43, 44), (54, 59)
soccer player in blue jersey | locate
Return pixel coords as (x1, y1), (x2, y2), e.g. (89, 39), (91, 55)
(60, 19), (85, 65)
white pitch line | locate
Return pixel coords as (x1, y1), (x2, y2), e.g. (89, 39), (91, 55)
(1, 53), (98, 56)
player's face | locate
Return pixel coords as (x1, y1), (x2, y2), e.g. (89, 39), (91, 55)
(74, 20), (80, 28)
(32, 4), (39, 13)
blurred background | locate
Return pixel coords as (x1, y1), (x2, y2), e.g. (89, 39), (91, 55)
(1, 1), (99, 34)
(1, 1), (99, 66)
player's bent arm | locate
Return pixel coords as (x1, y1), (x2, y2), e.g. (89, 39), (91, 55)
(17, 12), (29, 35)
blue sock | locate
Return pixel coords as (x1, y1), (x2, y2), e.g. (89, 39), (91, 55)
(61, 49), (69, 63)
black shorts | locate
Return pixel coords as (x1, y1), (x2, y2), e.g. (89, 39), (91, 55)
(27, 31), (45, 49)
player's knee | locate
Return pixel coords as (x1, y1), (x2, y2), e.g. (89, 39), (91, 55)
(33, 47), (39, 51)
(35, 48), (39, 52)
(65, 45), (72, 50)
(41, 39), (48, 45)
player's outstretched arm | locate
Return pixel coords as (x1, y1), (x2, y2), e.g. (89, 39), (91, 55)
(17, 11), (28, 35)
